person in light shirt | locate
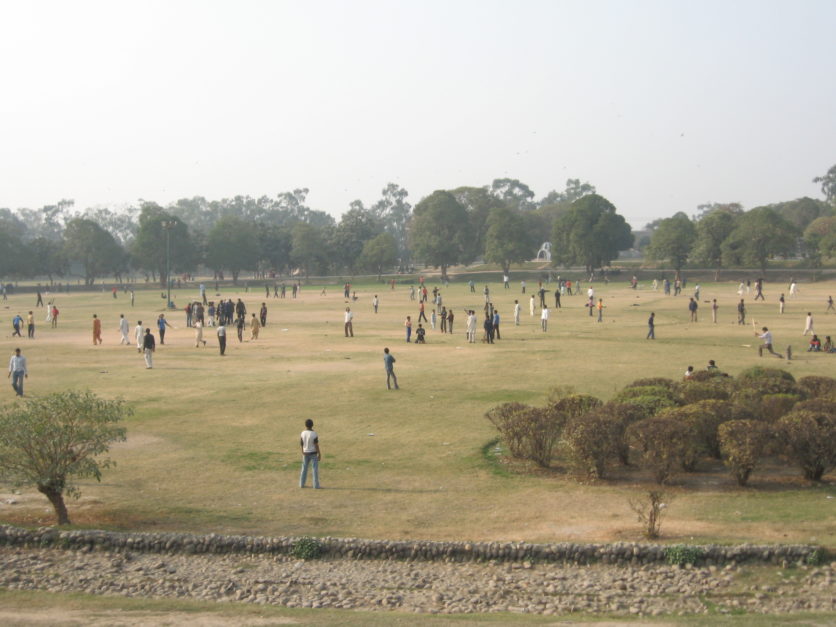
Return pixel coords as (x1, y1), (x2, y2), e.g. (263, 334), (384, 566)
(299, 419), (322, 489)
(756, 326), (784, 359)
(344, 307), (354, 337)
(8, 348), (28, 396)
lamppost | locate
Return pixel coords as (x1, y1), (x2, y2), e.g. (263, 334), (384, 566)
(162, 220), (176, 309)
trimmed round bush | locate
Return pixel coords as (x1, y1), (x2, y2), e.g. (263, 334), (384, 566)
(627, 417), (692, 484)
(777, 410), (836, 481)
(798, 376), (836, 399)
(564, 409), (622, 479)
(625, 377), (678, 390)
(485, 402), (531, 458)
(718, 419), (771, 486)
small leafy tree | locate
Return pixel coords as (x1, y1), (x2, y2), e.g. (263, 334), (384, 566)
(718, 420), (770, 486)
(485, 402), (531, 458)
(628, 490), (670, 539)
(0, 391), (130, 525)
(777, 410), (836, 481)
(522, 406), (564, 468)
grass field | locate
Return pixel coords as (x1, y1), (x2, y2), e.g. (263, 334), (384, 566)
(1, 276), (834, 546)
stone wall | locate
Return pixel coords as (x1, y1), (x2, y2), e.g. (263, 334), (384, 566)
(0, 525), (824, 567)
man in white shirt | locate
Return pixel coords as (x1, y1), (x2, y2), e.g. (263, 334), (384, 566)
(344, 307), (354, 337)
(514, 300), (521, 325)
(541, 305), (549, 332)
(299, 419), (321, 489)
(134, 320), (144, 353)
(803, 312), (814, 336)
(8, 348), (28, 396)
(119, 314), (131, 345)
(757, 326), (783, 358)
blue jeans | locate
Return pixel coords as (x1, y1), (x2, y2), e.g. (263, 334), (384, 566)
(300, 453), (320, 488)
(11, 370), (24, 396)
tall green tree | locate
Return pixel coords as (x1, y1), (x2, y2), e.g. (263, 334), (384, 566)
(813, 164), (836, 207)
(450, 186), (504, 264)
(490, 178), (536, 211)
(333, 203), (383, 272)
(206, 215), (260, 283)
(290, 222), (327, 278)
(257, 224), (293, 275)
(0, 391), (129, 525)
(29, 237), (68, 283)
(409, 190), (469, 280)
(691, 207), (740, 279)
(483, 206), (532, 275)
(721, 207), (798, 273)
(63, 218), (126, 285)
(803, 216), (836, 266)
(551, 194), (633, 273)
(646, 212), (696, 273)
(772, 197), (833, 231)
(131, 204), (195, 286)
(371, 183), (412, 268)
(359, 232), (398, 280)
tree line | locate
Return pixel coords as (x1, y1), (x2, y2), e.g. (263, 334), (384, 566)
(1, 164), (834, 287)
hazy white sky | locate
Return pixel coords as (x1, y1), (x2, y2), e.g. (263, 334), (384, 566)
(1, 0), (833, 227)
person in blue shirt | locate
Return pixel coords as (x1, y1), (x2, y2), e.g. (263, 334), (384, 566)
(492, 311), (500, 340)
(383, 347), (399, 390)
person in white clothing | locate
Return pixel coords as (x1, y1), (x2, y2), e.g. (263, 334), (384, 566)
(344, 307), (354, 337)
(194, 319), (206, 347)
(757, 326), (783, 358)
(587, 287), (594, 300)
(789, 280), (798, 297)
(803, 312), (814, 335)
(299, 419), (321, 489)
(541, 305), (549, 332)
(8, 348), (28, 396)
(465, 310), (477, 343)
(119, 314), (131, 345)
(134, 320), (144, 354)
(529, 295), (535, 316)
(514, 300), (521, 325)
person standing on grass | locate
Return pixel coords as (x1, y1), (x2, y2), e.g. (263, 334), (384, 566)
(483, 312), (494, 343)
(688, 297), (698, 322)
(647, 312), (656, 339)
(540, 305), (549, 332)
(466, 310), (477, 343)
(299, 419), (321, 489)
(143, 328), (155, 369)
(826, 295), (835, 313)
(344, 307), (354, 337)
(447, 309), (454, 334)
(711, 299), (718, 323)
(12, 314), (23, 337)
(418, 301), (427, 323)
(119, 314), (130, 345)
(384, 347), (399, 389)
(260, 303), (268, 327)
(404, 315), (412, 342)
(216, 322), (227, 355)
(135, 320), (144, 353)
(514, 300), (521, 325)
(803, 312), (814, 336)
(235, 315), (245, 342)
(492, 309), (500, 339)
(250, 313), (261, 340)
(737, 299), (746, 325)
(373, 294), (379, 314)
(596, 298), (603, 322)
(93, 314), (103, 345)
(8, 348), (27, 396)
(27, 311), (35, 339)
(35, 289), (43, 307)
(757, 326), (784, 359)
(157, 313), (172, 345)
(779, 293), (785, 314)
(530, 295), (536, 317)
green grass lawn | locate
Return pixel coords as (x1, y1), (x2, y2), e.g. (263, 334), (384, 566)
(1, 276), (834, 545)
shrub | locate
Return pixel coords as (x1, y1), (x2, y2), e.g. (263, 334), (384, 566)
(777, 410), (836, 481)
(657, 405), (722, 471)
(615, 385), (678, 403)
(738, 367), (796, 383)
(798, 376), (836, 399)
(678, 380), (732, 404)
(547, 394), (602, 419)
(564, 409), (622, 479)
(521, 406), (565, 467)
(718, 419), (771, 486)
(291, 537), (323, 560)
(759, 393), (803, 422)
(601, 402), (647, 465)
(794, 398), (836, 414)
(626, 377), (678, 390)
(485, 402), (531, 458)
(627, 417), (692, 484)
(665, 545), (704, 566)
(619, 395), (679, 420)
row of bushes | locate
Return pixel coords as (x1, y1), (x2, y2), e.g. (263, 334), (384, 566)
(486, 370), (836, 485)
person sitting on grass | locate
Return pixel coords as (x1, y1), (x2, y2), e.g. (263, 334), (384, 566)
(808, 334), (822, 352)
(415, 324), (426, 343)
(823, 336), (835, 353)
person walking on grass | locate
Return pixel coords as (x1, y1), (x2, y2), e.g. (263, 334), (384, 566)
(299, 419), (321, 489)
(8, 348), (28, 396)
(250, 313), (260, 340)
(803, 312), (814, 336)
(134, 320), (144, 353)
(119, 314), (130, 345)
(93, 314), (103, 345)
(143, 328), (155, 368)
(647, 312), (656, 339)
(194, 319), (207, 347)
(384, 347), (399, 389)
(827, 296), (835, 314)
(756, 326), (783, 359)
(157, 314), (172, 345)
